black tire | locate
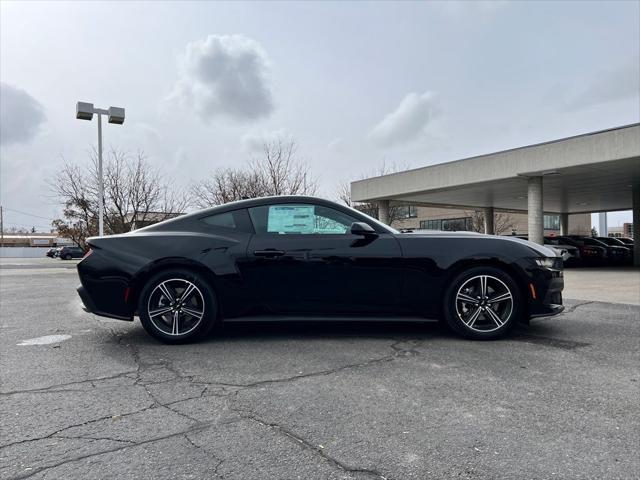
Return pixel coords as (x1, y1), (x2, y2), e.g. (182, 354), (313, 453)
(443, 266), (523, 340)
(63, 254), (72, 260)
(138, 269), (217, 344)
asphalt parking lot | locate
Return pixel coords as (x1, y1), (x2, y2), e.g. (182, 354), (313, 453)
(1, 258), (639, 480)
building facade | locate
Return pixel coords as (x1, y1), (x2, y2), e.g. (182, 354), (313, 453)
(388, 205), (592, 236)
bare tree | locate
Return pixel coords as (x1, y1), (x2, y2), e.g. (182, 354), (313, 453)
(336, 162), (412, 226)
(50, 149), (188, 249)
(466, 210), (515, 235)
(191, 137), (316, 207)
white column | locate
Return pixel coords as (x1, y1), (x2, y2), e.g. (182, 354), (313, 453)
(483, 207), (494, 235)
(560, 213), (569, 236)
(377, 200), (390, 225)
(598, 212), (608, 237)
(633, 183), (640, 267)
(527, 176), (544, 245)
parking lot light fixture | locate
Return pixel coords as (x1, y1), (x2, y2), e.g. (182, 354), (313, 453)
(75, 101), (126, 236)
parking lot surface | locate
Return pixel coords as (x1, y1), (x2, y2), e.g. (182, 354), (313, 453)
(1, 258), (639, 479)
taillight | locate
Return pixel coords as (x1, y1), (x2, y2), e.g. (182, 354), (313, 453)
(82, 248), (94, 260)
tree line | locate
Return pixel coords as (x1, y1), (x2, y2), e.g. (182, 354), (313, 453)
(50, 137), (512, 248)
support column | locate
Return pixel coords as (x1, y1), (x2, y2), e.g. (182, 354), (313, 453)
(527, 176), (544, 245)
(483, 207), (494, 235)
(598, 212), (608, 237)
(633, 183), (640, 267)
(377, 200), (390, 225)
(559, 213), (569, 236)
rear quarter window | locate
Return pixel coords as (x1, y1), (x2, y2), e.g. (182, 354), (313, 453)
(200, 209), (253, 234)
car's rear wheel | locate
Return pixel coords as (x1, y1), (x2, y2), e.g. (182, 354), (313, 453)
(63, 254), (72, 260)
(443, 266), (522, 340)
(138, 269), (216, 344)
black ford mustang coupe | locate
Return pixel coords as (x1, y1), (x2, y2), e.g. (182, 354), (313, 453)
(77, 196), (564, 343)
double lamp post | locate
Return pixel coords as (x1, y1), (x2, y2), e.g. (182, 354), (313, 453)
(75, 102), (125, 237)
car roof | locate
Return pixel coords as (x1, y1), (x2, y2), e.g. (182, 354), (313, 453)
(137, 196), (396, 234)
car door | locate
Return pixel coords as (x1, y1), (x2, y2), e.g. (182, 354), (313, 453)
(239, 202), (404, 316)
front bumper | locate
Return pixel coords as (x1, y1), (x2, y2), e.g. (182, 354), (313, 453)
(530, 302), (564, 318)
(527, 265), (564, 319)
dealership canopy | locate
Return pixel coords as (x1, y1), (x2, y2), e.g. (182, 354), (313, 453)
(351, 123), (640, 263)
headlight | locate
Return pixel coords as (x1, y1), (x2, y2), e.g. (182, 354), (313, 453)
(534, 257), (562, 268)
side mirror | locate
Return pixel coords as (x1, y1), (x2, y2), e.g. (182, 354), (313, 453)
(350, 222), (377, 236)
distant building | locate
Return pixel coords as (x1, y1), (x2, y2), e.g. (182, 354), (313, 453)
(0, 234), (74, 248)
(608, 223), (634, 238)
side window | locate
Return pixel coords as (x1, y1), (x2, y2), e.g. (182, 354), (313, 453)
(200, 209), (253, 233)
(248, 204), (359, 235)
(202, 212), (236, 229)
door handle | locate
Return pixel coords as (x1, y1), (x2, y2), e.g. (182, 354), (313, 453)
(254, 249), (285, 258)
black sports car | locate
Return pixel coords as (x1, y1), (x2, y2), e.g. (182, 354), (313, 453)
(76, 196), (564, 343)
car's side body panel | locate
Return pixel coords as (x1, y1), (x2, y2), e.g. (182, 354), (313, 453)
(239, 232), (404, 316)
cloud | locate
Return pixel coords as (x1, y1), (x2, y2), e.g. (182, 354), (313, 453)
(368, 92), (439, 148)
(565, 62), (640, 111)
(0, 83), (45, 146)
(327, 137), (344, 152)
(168, 34), (274, 122)
(241, 128), (291, 152)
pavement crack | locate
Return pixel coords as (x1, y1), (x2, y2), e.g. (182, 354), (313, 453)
(234, 408), (389, 480)
(208, 338), (420, 392)
(0, 371), (137, 397)
(8, 423), (212, 480)
(0, 402), (156, 450)
(54, 434), (137, 445)
(562, 301), (595, 313)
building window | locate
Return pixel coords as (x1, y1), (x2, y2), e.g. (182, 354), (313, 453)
(544, 214), (560, 230)
(441, 217), (471, 231)
(420, 217), (471, 231)
(420, 219), (441, 230)
(396, 205), (417, 219)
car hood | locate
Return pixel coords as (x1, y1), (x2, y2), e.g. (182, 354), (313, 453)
(397, 231), (557, 257)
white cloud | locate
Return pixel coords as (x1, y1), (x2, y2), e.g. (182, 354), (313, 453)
(368, 92), (439, 148)
(327, 137), (344, 152)
(0, 83), (46, 146)
(168, 34), (274, 122)
(565, 62), (640, 111)
(241, 128), (291, 152)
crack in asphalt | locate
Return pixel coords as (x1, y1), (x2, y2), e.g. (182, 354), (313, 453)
(200, 339), (421, 391)
(0, 371), (138, 396)
(562, 300), (595, 313)
(8, 423), (213, 480)
(2, 332), (419, 479)
(232, 408), (390, 480)
(183, 433), (225, 478)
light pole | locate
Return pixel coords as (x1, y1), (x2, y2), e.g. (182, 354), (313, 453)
(76, 102), (125, 236)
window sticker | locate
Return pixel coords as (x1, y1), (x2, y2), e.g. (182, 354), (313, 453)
(267, 205), (315, 234)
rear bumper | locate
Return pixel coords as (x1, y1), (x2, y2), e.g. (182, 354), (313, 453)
(77, 285), (133, 321)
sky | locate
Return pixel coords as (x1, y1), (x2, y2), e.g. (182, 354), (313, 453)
(1, 0), (639, 232)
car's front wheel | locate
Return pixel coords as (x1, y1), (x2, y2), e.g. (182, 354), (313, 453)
(443, 266), (522, 340)
(138, 269), (217, 344)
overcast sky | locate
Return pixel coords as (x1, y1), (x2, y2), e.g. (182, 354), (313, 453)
(1, 0), (638, 231)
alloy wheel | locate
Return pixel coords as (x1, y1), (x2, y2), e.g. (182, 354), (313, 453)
(147, 278), (205, 336)
(454, 274), (514, 333)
